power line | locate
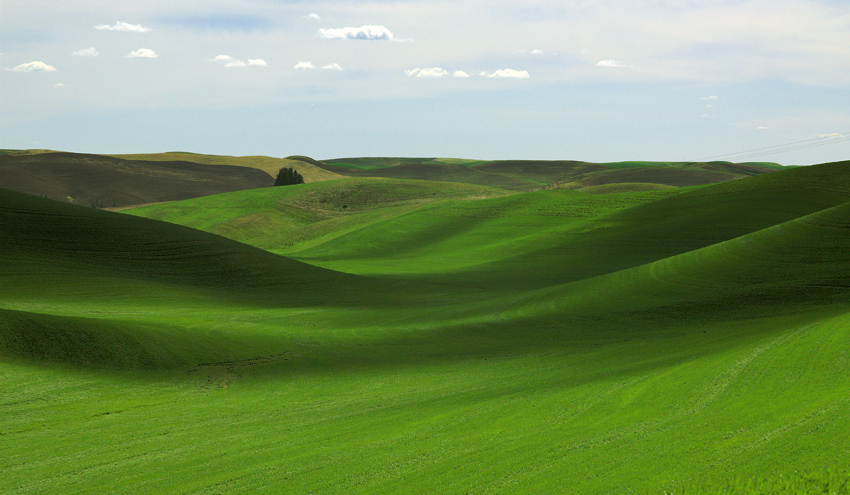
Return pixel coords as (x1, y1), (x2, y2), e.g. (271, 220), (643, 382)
(712, 136), (850, 162)
(693, 131), (850, 162)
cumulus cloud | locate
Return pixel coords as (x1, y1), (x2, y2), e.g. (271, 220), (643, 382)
(700, 96), (719, 100)
(405, 67), (448, 78)
(211, 55), (266, 68)
(322, 63), (343, 71)
(211, 55), (241, 67)
(54, 83), (65, 88)
(96, 21), (151, 33)
(10, 61), (57, 72)
(318, 25), (398, 41)
(597, 60), (627, 68)
(453, 70), (470, 78)
(294, 61), (315, 70)
(480, 69), (530, 79)
(72, 47), (100, 57)
(305, 13), (320, 20)
(127, 49), (157, 58)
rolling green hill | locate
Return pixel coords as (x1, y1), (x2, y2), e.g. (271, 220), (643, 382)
(125, 178), (514, 254)
(318, 157), (783, 191)
(2, 159), (850, 494)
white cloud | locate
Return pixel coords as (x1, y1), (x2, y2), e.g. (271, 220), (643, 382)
(10, 61), (57, 72)
(96, 21), (151, 33)
(211, 55), (265, 68)
(597, 60), (627, 68)
(127, 49), (157, 59)
(700, 96), (719, 101)
(531, 49), (544, 55)
(405, 67), (448, 78)
(453, 70), (470, 78)
(211, 55), (242, 67)
(757, 126), (770, 130)
(480, 69), (530, 79)
(54, 83), (65, 88)
(294, 61), (315, 70)
(318, 25), (397, 41)
(72, 47), (100, 57)
(322, 63), (343, 71)
(306, 13), (320, 20)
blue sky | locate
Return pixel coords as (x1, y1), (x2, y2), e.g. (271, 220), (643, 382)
(2, 0), (849, 164)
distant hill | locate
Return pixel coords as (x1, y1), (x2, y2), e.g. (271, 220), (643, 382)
(0, 151), (783, 208)
(111, 152), (347, 183)
(0, 151), (274, 208)
(316, 157), (783, 191)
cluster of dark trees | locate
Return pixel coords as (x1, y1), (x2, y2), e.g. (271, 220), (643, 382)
(275, 167), (305, 186)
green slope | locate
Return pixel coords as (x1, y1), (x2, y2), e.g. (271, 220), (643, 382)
(123, 161), (850, 291)
(317, 157), (782, 191)
(3, 160), (850, 494)
(125, 178), (512, 254)
(0, 188), (353, 297)
(282, 161), (850, 290)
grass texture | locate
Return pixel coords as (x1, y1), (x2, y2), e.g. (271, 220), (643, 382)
(2, 160), (850, 494)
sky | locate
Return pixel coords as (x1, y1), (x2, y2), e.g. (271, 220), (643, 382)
(2, 0), (849, 164)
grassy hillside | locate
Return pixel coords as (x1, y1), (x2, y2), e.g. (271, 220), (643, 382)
(3, 160), (850, 494)
(125, 178), (513, 254)
(131, 161), (846, 291)
(111, 152), (347, 183)
(0, 151), (273, 207)
(318, 157), (782, 191)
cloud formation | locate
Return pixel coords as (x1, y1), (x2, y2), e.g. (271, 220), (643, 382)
(306, 13), (320, 20)
(211, 55), (267, 68)
(405, 67), (448, 78)
(96, 21), (151, 33)
(127, 49), (158, 59)
(318, 25), (397, 41)
(72, 47), (100, 57)
(480, 69), (530, 79)
(453, 71), (470, 78)
(322, 63), (343, 71)
(596, 60), (627, 68)
(699, 96), (719, 101)
(294, 61), (315, 70)
(10, 61), (57, 72)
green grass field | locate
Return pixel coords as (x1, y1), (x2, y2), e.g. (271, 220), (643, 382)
(316, 157), (781, 191)
(2, 159), (850, 493)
